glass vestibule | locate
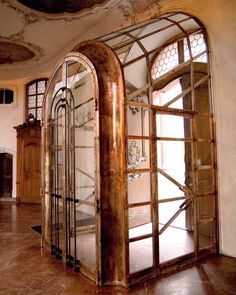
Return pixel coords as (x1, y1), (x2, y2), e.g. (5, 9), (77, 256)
(42, 53), (99, 281)
(42, 12), (217, 288)
(99, 12), (217, 284)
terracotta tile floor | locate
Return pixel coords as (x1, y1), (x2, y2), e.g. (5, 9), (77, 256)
(0, 202), (236, 294)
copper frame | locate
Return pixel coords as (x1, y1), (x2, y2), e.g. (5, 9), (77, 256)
(42, 12), (218, 288)
(42, 52), (100, 282)
(98, 12), (218, 286)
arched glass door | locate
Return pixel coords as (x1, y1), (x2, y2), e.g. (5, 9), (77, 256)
(43, 53), (100, 282)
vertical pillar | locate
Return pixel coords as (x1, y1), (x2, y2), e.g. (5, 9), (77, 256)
(75, 41), (127, 286)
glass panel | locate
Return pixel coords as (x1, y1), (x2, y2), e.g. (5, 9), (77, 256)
(74, 203), (96, 270)
(179, 18), (200, 31)
(195, 116), (211, 140)
(67, 61), (94, 107)
(128, 172), (151, 203)
(197, 169), (214, 194)
(184, 33), (207, 63)
(37, 94), (44, 107)
(129, 238), (153, 273)
(37, 108), (42, 120)
(128, 205), (151, 233)
(114, 43), (135, 64)
(125, 42), (145, 63)
(128, 139), (150, 170)
(37, 80), (46, 93)
(197, 195), (215, 220)
(153, 77), (192, 110)
(5, 89), (13, 104)
(124, 57), (147, 91)
(140, 25), (182, 53)
(196, 142), (212, 166)
(0, 89), (3, 103)
(129, 222), (152, 239)
(46, 67), (63, 119)
(127, 106), (149, 136)
(28, 96), (36, 108)
(159, 215), (194, 263)
(199, 221), (215, 249)
(104, 34), (133, 49)
(156, 114), (191, 139)
(28, 83), (36, 95)
(28, 108), (36, 118)
(66, 59), (96, 272)
(139, 19), (173, 37)
(157, 141), (193, 190)
(152, 42), (179, 79)
(167, 13), (190, 23)
(159, 200), (189, 230)
(158, 172), (185, 200)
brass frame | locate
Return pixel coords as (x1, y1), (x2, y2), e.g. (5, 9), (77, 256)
(42, 12), (218, 288)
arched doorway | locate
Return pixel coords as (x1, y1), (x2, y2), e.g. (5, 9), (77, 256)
(0, 153), (13, 198)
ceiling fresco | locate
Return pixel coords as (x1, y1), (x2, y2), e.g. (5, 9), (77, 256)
(17, 0), (108, 14)
(0, 41), (34, 64)
(0, 0), (171, 80)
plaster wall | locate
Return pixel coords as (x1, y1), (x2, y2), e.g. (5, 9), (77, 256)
(0, 80), (24, 198)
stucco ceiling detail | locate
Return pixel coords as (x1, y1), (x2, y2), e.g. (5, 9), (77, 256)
(17, 0), (109, 14)
(0, 0), (177, 80)
(0, 41), (34, 64)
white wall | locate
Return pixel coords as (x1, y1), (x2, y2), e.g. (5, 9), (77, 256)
(0, 81), (24, 198)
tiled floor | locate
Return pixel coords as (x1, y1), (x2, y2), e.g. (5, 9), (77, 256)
(0, 202), (236, 294)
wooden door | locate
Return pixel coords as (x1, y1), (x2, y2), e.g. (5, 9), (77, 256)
(0, 153), (13, 198)
(23, 141), (41, 203)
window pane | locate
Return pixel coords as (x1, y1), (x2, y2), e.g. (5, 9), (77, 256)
(28, 108), (36, 118)
(37, 94), (44, 107)
(152, 42), (179, 79)
(28, 96), (36, 108)
(0, 89), (4, 104)
(129, 205), (151, 231)
(37, 108), (42, 120)
(128, 172), (151, 203)
(128, 139), (150, 170)
(129, 238), (153, 273)
(29, 83), (36, 95)
(127, 106), (150, 136)
(5, 90), (13, 104)
(38, 80), (46, 93)
(156, 114), (191, 139)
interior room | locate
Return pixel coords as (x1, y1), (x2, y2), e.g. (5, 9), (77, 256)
(0, 0), (236, 293)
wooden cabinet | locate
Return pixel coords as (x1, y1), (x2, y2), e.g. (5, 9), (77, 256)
(15, 120), (41, 204)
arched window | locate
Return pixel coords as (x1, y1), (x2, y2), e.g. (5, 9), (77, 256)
(26, 78), (48, 121)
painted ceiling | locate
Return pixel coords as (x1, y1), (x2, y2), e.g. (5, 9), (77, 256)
(0, 0), (172, 80)
(18, 0), (108, 14)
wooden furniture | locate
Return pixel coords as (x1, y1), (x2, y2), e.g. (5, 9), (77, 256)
(15, 118), (41, 204)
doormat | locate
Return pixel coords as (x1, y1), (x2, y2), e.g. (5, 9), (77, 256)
(31, 225), (42, 234)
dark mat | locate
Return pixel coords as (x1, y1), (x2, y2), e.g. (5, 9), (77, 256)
(31, 225), (42, 234)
